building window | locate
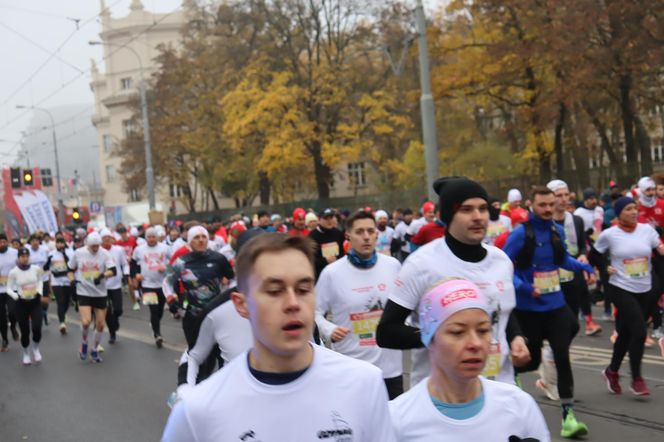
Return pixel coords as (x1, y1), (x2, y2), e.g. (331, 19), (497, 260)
(105, 165), (116, 183)
(129, 188), (141, 202)
(120, 77), (133, 90)
(347, 162), (366, 187)
(652, 142), (663, 162)
(169, 184), (182, 198)
(103, 134), (114, 152)
(41, 168), (53, 187)
(122, 119), (137, 138)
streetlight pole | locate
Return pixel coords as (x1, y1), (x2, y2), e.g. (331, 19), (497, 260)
(89, 40), (156, 210)
(415, 0), (440, 202)
(16, 105), (65, 229)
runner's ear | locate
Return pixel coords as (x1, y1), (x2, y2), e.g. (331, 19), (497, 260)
(231, 291), (249, 319)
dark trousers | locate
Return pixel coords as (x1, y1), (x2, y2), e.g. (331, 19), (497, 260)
(41, 281), (50, 325)
(384, 375), (404, 400)
(515, 306), (579, 399)
(146, 288), (165, 337)
(0, 293), (9, 341)
(15, 297), (42, 348)
(562, 272), (592, 319)
(52, 285), (72, 323)
(106, 288), (124, 336)
(608, 284), (657, 378)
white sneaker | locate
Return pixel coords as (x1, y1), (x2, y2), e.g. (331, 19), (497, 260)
(22, 349), (32, 366)
(31, 344), (42, 364)
(652, 328), (663, 340)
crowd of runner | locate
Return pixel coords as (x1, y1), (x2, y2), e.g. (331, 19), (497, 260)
(2, 174), (664, 441)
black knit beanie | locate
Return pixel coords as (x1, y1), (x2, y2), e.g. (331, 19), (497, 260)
(433, 176), (489, 225)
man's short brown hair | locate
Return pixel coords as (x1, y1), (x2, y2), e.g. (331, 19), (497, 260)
(531, 185), (554, 201)
(652, 173), (664, 186)
(345, 210), (376, 231)
(235, 233), (316, 294)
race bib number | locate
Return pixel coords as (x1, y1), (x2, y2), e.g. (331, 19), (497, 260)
(565, 240), (578, 257)
(142, 292), (159, 305)
(624, 257), (648, 278)
(82, 270), (99, 282)
(482, 342), (501, 378)
(321, 242), (339, 259)
(52, 261), (68, 272)
(349, 310), (382, 346)
(20, 283), (38, 299)
(559, 268), (575, 283)
(533, 270), (561, 294)
(487, 223), (505, 239)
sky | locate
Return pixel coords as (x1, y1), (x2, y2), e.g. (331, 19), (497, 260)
(0, 0), (182, 165)
(0, 0), (445, 166)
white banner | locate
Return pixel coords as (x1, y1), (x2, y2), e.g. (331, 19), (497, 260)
(13, 190), (58, 234)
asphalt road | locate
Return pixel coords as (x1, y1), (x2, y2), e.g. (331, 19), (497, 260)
(1, 303), (663, 441)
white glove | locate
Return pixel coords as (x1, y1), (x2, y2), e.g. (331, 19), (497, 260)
(7, 292), (18, 301)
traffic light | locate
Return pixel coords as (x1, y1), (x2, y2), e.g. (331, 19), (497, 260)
(41, 168), (53, 187)
(10, 168), (21, 188)
(23, 170), (33, 186)
(72, 208), (82, 224)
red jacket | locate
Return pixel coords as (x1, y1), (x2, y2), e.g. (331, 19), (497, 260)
(638, 199), (664, 229)
(412, 222), (445, 246)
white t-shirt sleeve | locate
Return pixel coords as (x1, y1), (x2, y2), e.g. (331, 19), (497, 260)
(68, 252), (77, 270)
(104, 250), (116, 271)
(161, 401), (198, 442)
(522, 393), (551, 441)
(594, 229), (610, 254)
(646, 224), (660, 248)
(315, 268), (338, 340)
(390, 256), (425, 311)
(186, 315), (216, 385)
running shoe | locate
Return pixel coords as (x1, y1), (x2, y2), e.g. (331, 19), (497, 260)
(659, 337), (664, 359)
(1, 339), (8, 352)
(602, 367), (621, 394)
(585, 321), (602, 336)
(132, 302), (141, 311)
(59, 323), (67, 335)
(535, 378), (560, 401)
(79, 343), (88, 361)
(108, 333), (116, 345)
(90, 350), (103, 363)
(155, 336), (164, 349)
(97, 344), (105, 353)
(514, 373), (523, 389)
(31, 345), (42, 364)
(652, 328), (663, 340)
(645, 336), (655, 348)
(630, 377), (650, 396)
(22, 349), (31, 366)
(560, 409), (588, 438)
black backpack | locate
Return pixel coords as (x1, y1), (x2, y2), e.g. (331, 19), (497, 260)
(515, 221), (565, 269)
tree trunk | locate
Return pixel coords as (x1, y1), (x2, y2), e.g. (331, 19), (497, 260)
(569, 108), (591, 189)
(619, 74), (638, 181)
(635, 114), (652, 176)
(207, 186), (219, 210)
(310, 140), (331, 199)
(584, 102), (624, 184)
(259, 172), (271, 205)
(554, 103), (566, 174)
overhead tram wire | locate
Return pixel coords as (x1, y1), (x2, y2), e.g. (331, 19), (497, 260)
(0, 0), (124, 108)
(0, 5), (179, 133)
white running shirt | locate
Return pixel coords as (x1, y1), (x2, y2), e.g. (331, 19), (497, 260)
(162, 344), (397, 442)
(389, 238), (516, 385)
(0, 248), (18, 293)
(69, 247), (116, 297)
(389, 376), (550, 442)
(594, 223), (660, 293)
(132, 242), (169, 289)
(316, 254), (403, 378)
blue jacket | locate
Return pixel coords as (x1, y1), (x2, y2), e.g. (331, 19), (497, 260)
(503, 213), (594, 312)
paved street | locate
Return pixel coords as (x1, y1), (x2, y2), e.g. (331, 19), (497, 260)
(1, 303), (663, 441)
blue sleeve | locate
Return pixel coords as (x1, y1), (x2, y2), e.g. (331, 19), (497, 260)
(503, 225), (525, 261)
(501, 226), (533, 296)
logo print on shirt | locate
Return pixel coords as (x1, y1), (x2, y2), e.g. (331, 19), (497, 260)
(317, 412), (353, 441)
(377, 283), (387, 291)
(496, 281), (505, 292)
(239, 430), (261, 441)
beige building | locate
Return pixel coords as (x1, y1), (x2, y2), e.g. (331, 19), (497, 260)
(90, 0), (186, 222)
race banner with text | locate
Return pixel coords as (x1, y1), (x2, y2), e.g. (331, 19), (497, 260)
(13, 190), (58, 234)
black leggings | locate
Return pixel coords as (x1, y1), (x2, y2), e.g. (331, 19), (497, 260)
(562, 272), (592, 318)
(146, 288), (166, 337)
(41, 281), (50, 325)
(0, 293), (9, 341)
(15, 297), (42, 348)
(608, 284), (657, 378)
(515, 306), (579, 400)
(106, 288), (124, 335)
(52, 285), (72, 323)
